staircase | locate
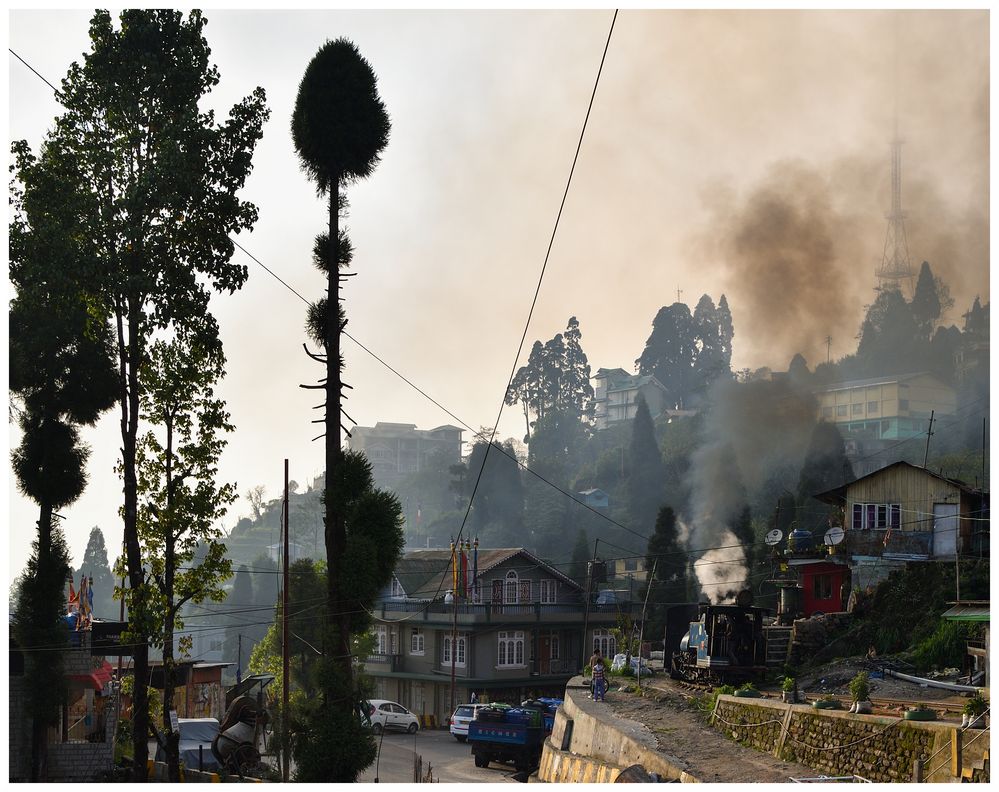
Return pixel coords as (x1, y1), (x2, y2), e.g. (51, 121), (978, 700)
(762, 626), (792, 668)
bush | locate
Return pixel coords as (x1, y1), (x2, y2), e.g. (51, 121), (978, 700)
(964, 693), (987, 717)
(848, 671), (870, 702)
(781, 676), (795, 692)
(909, 620), (974, 671)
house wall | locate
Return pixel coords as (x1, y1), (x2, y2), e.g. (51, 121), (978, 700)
(843, 465), (972, 555)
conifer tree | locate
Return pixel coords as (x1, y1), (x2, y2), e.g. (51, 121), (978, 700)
(628, 397), (667, 536)
(636, 303), (696, 408)
(75, 527), (116, 620)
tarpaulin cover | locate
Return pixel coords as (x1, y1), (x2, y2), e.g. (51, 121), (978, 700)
(155, 718), (221, 771)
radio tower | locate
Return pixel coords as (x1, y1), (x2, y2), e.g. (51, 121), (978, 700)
(875, 25), (916, 295)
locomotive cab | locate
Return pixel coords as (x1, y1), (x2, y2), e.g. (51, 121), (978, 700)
(668, 602), (769, 683)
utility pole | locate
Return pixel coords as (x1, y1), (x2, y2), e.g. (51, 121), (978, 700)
(636, 558), (658, 689)
(237, 633), (243, 684)
(282, 459), (290, 783)
(922, 410), (935, 467)
(676, 287), (683, 303)
(579, 538), (599, 670)
(825, 336), (832, 364)
(117, 540), (126, 678)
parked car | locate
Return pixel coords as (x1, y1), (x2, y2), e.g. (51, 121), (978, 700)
(366, 699), (420, 735)
(449, 703), (488, 742)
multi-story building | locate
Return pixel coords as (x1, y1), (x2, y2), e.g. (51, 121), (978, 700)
(363, 547), (636, 723)
(814, 372), (955, 441)
(592, 368), (670, 430)
(347, 422), (463, 489)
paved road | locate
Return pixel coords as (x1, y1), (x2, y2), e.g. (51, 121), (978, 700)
(358, 728), (518, 784)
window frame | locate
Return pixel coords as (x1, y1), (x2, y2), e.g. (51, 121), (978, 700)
(410, 628), (425, 656)
(504, 570), (519, 604)
(539, 579), (558, 604)
(497, 630), (526, 668)
(442, 633), (467, 667)
(592, 628), (616, 659)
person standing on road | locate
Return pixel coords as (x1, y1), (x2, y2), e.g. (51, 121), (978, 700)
(470, 691), (478, 704)
(592, 658), (607, 702)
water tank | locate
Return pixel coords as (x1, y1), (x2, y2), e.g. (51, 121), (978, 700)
(778, 585), (802, 626)
(789, 528), (814, 553)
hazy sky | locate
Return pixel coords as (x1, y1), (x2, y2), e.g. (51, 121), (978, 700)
(7, 9), (989, 577)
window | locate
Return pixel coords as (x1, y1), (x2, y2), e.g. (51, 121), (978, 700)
(498, 631), (525, 667)
(375, 626), (387, 655)
(898, 399), (909, 411)
(209, 639), (223, 652)
(592, 629), (616, 658)
(410, 628), (424, 655)
(390, 577), (405, 598)
(539, 580), (558, 604)
(519, 580), (532, 603)
(867, 401), (879, 414)
(504, 570), (519, 604)
(624, 557), (638, 572)
(852, 503), (902, 530)
(551, 635), (560, 660)
(822, 406), (833, 419)
(491, 579), (503, 604)
(390, 629), (399, 655)
(442, 634), (466, 667)
(813, 574), (834, 601)
(852, 403), (863, 415)
(472, 580), (482, 604)
(836, 405), (848, 417)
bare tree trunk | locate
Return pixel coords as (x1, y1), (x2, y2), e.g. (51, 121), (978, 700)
(325, 183), (352, 692)
(163, 421), (180, 782)
(121, 303), (149, 781)
(28, 501), (54, 782)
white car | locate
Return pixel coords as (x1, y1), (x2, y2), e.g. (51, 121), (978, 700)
(449, 703), (487, 742)
(366, 699), (420, 735)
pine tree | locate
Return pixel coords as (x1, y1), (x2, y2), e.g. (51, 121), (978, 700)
(75, 527), (116, 620)
(911, 261), (942, 338)
(636, 303), (696, 408)
(569, 529), (591, 585)
(627, 397), (668, 536)
(293, 43), (391, 746)
(563, 316), (595, 421)
(644, 506), (687, 637)
(717, 295), (735, 371)
(224, 566), (255, 673)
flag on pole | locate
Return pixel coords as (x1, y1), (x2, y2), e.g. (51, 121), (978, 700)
(68, 581), (78, 609)
(450, 539), (457, 596)
(473, 537), (479, 602)
(461, 540), (470, 599)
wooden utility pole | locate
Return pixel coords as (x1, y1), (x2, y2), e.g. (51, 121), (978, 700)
(636, 558), (658, 689)
(579, 538), (599, 670)
(923, 410), (935, 467)
(282, 459), (290, 783)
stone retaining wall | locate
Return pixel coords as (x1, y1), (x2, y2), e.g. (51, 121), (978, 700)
(712, 695), (989, 783)
(537, 677), (699, 783)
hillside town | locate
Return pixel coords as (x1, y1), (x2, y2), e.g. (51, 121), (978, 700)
(8, 8), (989, 785)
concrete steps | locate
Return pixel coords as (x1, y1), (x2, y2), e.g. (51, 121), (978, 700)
(763, 626), (792, 668)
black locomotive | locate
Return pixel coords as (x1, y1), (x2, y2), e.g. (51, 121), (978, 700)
(666, 596), (769, 684)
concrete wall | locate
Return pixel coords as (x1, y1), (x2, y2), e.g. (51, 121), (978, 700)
(538, 677), (700, 783)
(712, 695), (989, 783)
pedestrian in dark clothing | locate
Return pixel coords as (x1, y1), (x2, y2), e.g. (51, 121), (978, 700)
(592, 660), (607, 701)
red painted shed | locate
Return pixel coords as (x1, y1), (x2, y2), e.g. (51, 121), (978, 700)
(792, 560), (850, 617)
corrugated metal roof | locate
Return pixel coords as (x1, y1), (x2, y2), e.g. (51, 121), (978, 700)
(941, 603), (990, 621)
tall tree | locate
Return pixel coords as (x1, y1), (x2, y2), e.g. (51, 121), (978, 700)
(74, 527), (116, 620)
(562, 316), (595, 421)
(569, 528), (591, 586)
(133, 336), (235, 781)
(24, 11), (269, 776)
(628, 396), (668, 536)
(10, 128), (118, 780)
(856, 288), (923, 376)
(292, 40), (390, 756)
(717, 294), (735, 371)
(911, 261), (942, 338)
(224, 566), (255, 675)
(506, 340), (546, 440)
(636, 303), (696, 408)
(644, 506), (687, 637)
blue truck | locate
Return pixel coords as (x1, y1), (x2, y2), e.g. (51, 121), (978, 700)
(467, 699), (561, 773)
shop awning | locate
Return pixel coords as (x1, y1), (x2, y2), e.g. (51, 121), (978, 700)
(68, 659), (114, 691)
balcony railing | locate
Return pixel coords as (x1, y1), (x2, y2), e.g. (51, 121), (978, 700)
(367, 653), (404, 672)
(375, 600), (638, 622)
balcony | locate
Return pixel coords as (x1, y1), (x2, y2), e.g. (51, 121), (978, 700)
(367, 653), (404, 673)
(374, 600), (637, 625)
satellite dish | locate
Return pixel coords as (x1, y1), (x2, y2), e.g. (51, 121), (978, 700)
(764, 529), (783, 546)
(824, 526), (845, 546)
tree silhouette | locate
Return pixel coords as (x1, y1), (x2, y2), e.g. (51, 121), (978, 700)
(292, 39), (393, 780)
(19, 11), (270, 775)
(628, 396), (667, 537)
(10, 134), (117, 780)
(75, 527), (116, 620)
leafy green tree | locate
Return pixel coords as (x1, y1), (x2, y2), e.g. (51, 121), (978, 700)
(628, 397), (667, 537)
(132, 336), (235, 781)
(461, 440), (525, 545)
(74, 527), (117, 620)
(636, 303), (696, 408)
(690, 294), (731, 400)
(21, 11), (269, 776)
(292, 39), (390, 747)
(10, 128), (118, 781)
(563, 316), (595, 421)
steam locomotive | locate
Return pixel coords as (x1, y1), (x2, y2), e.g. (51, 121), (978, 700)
(666, 592), (769, 684)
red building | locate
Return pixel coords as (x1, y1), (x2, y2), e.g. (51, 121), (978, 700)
(789, 559), (850, 617)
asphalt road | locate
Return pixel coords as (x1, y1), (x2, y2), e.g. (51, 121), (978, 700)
(358, 727), (518, 784)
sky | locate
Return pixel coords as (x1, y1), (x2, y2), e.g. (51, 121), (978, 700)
(6, 8), (990, 578)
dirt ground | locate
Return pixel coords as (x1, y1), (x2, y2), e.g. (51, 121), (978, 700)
(793, 655), (970, 708)
(601, 683), (817, 783)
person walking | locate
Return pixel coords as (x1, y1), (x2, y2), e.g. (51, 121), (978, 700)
(592, 658), (607, 702)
